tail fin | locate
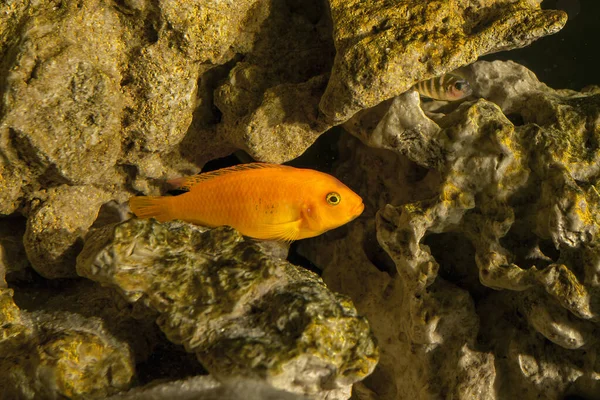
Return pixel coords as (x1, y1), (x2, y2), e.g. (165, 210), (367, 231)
(129, 196), (172, 222)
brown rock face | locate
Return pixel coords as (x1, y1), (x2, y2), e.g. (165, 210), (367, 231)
(320, 0), (566, 122)
(301, 60), (600, 399)
(0, 0), (578, 398)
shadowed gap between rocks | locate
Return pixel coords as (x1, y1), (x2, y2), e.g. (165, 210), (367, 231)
(177, 0), (336, 167)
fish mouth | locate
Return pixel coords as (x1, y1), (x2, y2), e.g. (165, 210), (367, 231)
(351, 202), (365, 217)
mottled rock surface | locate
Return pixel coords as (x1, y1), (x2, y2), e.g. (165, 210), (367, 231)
(108, 376), (308, 400)
(0, 0), (566, 282)
(24, 185), (114, 278)
(0, 0), (578, 398)
(300, 60), (600, 399)
(0, 287), (135, 399)
(320, 0), (566, 121)
(77, 219), (378, 399)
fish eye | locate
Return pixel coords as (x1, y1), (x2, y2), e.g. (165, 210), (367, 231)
(454, 81), (465, 91)
(326, 192), (341, 206)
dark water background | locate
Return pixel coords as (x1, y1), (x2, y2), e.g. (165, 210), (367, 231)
(483, 0), (597, 91)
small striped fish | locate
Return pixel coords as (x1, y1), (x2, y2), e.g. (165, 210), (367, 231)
(413, 73), (473, 101)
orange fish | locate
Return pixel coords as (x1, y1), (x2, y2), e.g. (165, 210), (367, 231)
(129, 163), (364, 241)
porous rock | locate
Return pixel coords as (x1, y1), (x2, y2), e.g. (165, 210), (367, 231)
(211, 0), (335, 163)
(0, 1), (569, 283)
(14, 280), (162, 364)
(107, 376), (308, 400)
(0, 0), (577, 397)
(121, 0), (266, 160)
(76, 219), (378, 399)
(2, 0), (124, 186)
(320, 0), (567, 122)
(298, 136), (496, 400)
(0, 0), (316, 268)
(0, 156), (26, 215)
(300, 60), (600, 399)
(0, 287), (135, 400)
(23, 184), (113, 278)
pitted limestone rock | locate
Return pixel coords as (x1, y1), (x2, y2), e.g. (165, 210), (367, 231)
(211, 0), (335, 163)
(301, 61), (600, 399)
(2, 0), (124, 185)
(23, 185), (113, 279)
(0, 156), (26, 215)
(19, 280), (162, 364)
(0, 289), (134, 400)
(320, 0), (566, 121)
(296, 134), (497, 399)
(373, 62), (600, 351)
(0, 0), (328, 268)
(217, 74), (331, 164)
(477, 292), (600, 400)
(343, 92), (444, 169)
(107, 376), (308, 400)
(76, 219), (378, 399)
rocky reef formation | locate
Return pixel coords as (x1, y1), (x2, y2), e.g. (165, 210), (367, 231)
(300, 60), (600, 399)
(76, 219), (378, 399)
(0, 0), (564, 278)
(0, 286), (136, 399)
(0, 0), (580, 399)
(321, 0), (566, 122)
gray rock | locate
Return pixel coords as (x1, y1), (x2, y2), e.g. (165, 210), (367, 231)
(108, 376), (308, 400)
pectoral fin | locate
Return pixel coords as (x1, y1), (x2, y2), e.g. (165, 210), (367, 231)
(258, 219), (303, 242)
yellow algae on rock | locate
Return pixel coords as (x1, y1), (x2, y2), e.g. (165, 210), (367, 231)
(321, 0), (567, 121)
(0, 287), (135, 399)
(77, 219), (378, 399)
(300, 60), (600, 399)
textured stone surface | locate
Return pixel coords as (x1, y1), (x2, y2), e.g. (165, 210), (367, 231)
(0, 0), (568, 280)
(210, 0), (335, 163)
(320, 0), (567, 122)
(3, 0), (124, 186)
(0, 0), (579, 397)
(77, 219), (378, 399)
(300, 60), (600, 399)
(108, 376), (307, 400)
(0, 287), (135, 399)
(299, 138), (496, 400)
(15, 280), (162, 362)
(217, 73), (332, 163)
(23, 185), (113, 278)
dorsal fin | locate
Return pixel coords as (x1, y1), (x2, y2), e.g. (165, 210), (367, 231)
(167, 162), (288, 191)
